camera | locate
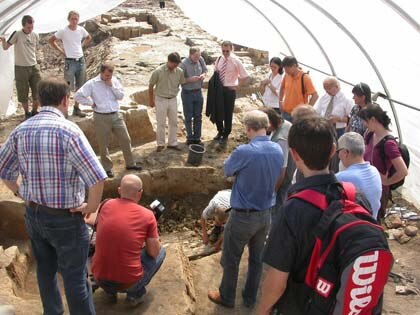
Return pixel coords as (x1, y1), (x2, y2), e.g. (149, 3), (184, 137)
(150, 199), (166, 220)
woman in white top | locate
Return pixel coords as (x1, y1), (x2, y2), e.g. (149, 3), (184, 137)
(261, 57), (283, 113)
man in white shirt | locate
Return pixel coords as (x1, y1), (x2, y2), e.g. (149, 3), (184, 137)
(200, 189), (231, 250)
(336, 132), (382, 219)
(49, 10), (92, 118)
(75, 62), (142, 178)
(315, 77), (353, 138)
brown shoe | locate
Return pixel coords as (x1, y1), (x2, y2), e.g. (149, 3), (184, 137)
(156, 146), (164, 152)
(207, 290), (234, 308)
(167, 145), (181, 151)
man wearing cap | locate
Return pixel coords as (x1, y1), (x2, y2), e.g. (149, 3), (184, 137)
(49, 10), (91, 118)
(148, 52), (185, 152)
(336, 132), (382, 219)
(0, 15), (41, 120)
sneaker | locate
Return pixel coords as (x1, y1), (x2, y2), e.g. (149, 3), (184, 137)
(213, 133), (223, 140)
(125, 289), (147, 307)
(209, 225), (224, 244)
(106, 292), (117, 304)
(106, 170), (115, 178)
(126, 165), (143, 171)
(72, 107), (87, 118)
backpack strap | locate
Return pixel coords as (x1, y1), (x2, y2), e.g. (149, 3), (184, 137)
(289, 189), (328, 210)
(301, 72), (306, 98)
(92, 198), (111, 231)
(378, 134), (396, 172)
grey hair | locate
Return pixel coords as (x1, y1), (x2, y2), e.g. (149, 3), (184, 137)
(338, 132), (365, 156)
(244, 110), (269, 131)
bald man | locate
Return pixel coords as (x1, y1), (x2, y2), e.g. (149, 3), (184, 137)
(91, 175), (165, 306)
(314, 77), (353, 138)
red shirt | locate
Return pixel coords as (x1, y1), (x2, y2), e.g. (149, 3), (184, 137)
(92, 198), (159, 284)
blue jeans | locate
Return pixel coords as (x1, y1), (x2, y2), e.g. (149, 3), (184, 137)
(97, 247), (166, 299)
(219, 209), (270, 307)
(64, 58), (86, 91)
(24, 206), (94, 315)
(181, 89), (203, 141)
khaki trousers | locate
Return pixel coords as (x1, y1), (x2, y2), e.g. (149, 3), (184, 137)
(93, 112), (134, 171)
(155, 95), (178, 146)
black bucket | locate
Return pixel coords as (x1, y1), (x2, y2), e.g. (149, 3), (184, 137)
(187, 144), (205, 166)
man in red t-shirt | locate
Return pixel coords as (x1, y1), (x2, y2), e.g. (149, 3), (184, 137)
(92, 174), (165, 306)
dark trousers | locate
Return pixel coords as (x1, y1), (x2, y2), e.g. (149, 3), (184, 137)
(159, 1), (165, 8)
(24, 206), (94, 315)
(216, 87), (236, 137)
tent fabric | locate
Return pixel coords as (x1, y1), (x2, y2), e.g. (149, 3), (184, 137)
(0, 0), (124, 116)
(175, 0), (420, 207)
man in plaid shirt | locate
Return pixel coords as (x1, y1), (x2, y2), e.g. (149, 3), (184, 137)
(0, 78), (107, 315)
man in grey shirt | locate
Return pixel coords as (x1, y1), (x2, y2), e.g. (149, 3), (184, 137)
(180, 47), (208, 145)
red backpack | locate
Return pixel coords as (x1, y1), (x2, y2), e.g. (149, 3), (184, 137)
(286, 182), (393, 315)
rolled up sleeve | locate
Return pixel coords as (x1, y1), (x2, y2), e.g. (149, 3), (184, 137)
(0, 134), (19, 181)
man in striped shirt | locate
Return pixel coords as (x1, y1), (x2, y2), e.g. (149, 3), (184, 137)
(0, 78), (107, 315)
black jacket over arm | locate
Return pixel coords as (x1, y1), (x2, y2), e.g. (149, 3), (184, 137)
(206, 71), (224, 124)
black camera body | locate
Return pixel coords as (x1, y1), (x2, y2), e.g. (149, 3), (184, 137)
(150, 199), (166, 220)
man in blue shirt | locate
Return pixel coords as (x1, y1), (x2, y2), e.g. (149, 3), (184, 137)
(208, 110), (283, 308)
(336, 132), (382, 219)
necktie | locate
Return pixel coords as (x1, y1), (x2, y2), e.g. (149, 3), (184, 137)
(324, 95), (335, 118)
(219, 58), (228, 85)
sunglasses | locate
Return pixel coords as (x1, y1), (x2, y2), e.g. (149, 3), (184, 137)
(358, 83), (365, 95)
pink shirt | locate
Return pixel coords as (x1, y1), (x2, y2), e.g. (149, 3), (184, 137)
(215, 55), (249, 87)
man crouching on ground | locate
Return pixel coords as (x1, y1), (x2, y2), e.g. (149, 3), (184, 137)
(92, 174), (166, 306)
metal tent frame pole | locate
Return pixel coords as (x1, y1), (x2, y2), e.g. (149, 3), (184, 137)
(241, 0), (294, 56)
(382, 0), (420, 35)
(269, 0), (336, 76)
(305, 0), (403, 143)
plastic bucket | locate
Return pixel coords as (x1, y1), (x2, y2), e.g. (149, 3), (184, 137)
(187, 144), (205, 166)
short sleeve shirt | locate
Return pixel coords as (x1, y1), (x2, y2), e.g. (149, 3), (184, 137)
(262, 72), (282, 108)
(7, 30), (38, 66)
(149, 64), (186, 98)
(363, 133), (401, 175)
(92, 198), (159, 284)
(55, 26), (89, 58)
(348, 105), (366, 136)
(202, 189), (231, 220)
(180, 56), (208, 90)
(281, 70), (316, 114)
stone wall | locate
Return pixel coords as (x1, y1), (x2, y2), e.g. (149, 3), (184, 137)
(75, 105), (156, 153)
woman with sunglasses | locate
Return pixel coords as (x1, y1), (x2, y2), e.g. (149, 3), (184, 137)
(346, 82), (372, 136)
(261, 57), (283, 114)
(358, 104), (408, 219)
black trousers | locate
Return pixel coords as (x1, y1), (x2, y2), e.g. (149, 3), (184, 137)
(216, 87), (236, 137)
(159, 1), (165, 8)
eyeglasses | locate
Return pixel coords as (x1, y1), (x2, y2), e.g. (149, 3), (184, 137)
(336, 148), (346, 154)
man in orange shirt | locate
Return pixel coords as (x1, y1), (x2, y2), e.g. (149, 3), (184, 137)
(279, 56), (318, 122)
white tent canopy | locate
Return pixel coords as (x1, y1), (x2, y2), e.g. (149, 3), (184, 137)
(175, 0), (420, 207)
(1, 0), (419, 206)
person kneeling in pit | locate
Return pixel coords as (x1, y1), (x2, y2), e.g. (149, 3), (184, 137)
(201, 189), (231, 251)
(91, 174), (166, 306)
